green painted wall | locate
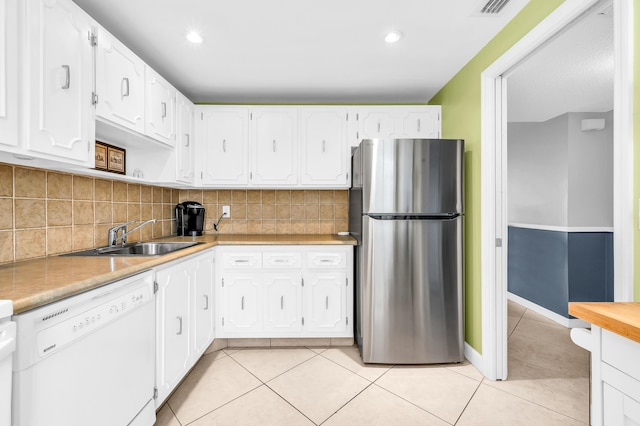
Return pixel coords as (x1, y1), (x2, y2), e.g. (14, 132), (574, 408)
(428, 0), (565, 352)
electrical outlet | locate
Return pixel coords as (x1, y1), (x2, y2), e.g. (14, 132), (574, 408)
(222, 205), (230, 218)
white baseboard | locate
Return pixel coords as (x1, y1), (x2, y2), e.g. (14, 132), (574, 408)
(508, 292), (590, 328)
(464, 342), (485, 375)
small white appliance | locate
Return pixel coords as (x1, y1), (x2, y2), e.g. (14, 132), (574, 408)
(0, 300), (16, 426)
(12, 272), (156, 426)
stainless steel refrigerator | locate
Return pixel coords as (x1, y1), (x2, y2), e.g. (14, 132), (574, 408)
(349, 138), (464, 364)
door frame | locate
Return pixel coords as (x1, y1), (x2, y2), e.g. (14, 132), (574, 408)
(478, 0), (634, 380)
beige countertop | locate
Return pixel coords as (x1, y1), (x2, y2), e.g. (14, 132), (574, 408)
(569, 302), (640, 344)
(0, 234), (356, 314)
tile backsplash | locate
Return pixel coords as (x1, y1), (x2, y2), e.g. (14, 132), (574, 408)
(0, 162), (349, 264)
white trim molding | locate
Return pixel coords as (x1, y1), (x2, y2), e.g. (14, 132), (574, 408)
(508, 223), (614, 233)
(612, 0), (634, 302)
(479, 0), (609, 381)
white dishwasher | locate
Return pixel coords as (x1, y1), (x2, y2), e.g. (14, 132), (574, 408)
(0, 300), (16, 426)
(12, 271), (156, 426)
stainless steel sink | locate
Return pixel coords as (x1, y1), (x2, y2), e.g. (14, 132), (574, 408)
(62, 242), (203, 257)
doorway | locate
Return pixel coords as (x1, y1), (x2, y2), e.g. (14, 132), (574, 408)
(479, 0), (634, 381)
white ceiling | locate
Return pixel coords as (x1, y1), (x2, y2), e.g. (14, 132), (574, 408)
(506, 6), (614, 123)
(73, 0), (530, 104)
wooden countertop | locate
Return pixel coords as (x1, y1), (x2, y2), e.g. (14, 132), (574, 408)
(0, 234), (356, 314)
(569, 302), (640, 344)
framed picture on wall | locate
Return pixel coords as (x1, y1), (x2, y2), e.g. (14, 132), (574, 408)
(95, 142), (108, 171)
(107, 145), (126, 174)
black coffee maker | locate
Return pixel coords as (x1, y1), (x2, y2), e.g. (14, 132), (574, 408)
(175, 201), (205, 236)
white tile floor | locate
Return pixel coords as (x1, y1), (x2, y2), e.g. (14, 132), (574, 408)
(156, 301), (590, 425)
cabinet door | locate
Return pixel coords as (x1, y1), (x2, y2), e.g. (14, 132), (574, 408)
(24, 0), (95, 164)
(396, 108), (441, 138)
(95, 27), (145, 133)
(145, 67), (176, 146)
(198, 107), (249, 186)
(176, 92), (194, 183)
(193, 252), (215, 357)
(263, 272), (302, 333)
(0, 0), (18, 148)
(303, 271), (347, 333)
(603, 383), (640, 425)
(155, 261), (192, 406)
(220, 272), (261, 333)
(250, 108), (297, 186)
(299, 108), (349, 187)
(359, 110), (395, 140)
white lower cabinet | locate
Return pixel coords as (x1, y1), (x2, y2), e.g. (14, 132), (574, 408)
(193, 251), (215, 357)
(263, 271), (303, 333)
(303, 271), (347, 333)
(587, 326), (640, 425)
(220, 272), (262, 333)
(155, 249), (215, 407)
(216, 245), (353, 338)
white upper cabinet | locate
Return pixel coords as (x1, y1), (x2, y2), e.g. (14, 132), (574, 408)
(95, 26), (145, 133)
(353, 106), (441, 146)
(250, 107), (298, 186)
(0, 0), (18, 149)
(396, 108), (441, 138)
(359, 110), (396, 140)
(198, 106), (249, 186)
(175, 91), (194, 183)
(23, 0), (95, 165)
(145, 67), (176, 147)
(299, 107), (349, 188)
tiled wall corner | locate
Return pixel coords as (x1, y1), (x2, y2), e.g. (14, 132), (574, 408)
(0, 162), (178, 264)
(180, 189), (349, 235)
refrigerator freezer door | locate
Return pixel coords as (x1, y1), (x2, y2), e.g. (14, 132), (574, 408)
(359, 139), (463, 215)
(358, 215), (464, 364)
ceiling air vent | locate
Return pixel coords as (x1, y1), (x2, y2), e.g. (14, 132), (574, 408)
(480, 0), (511, 14)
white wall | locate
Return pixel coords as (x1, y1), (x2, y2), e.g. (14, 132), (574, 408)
(508, 115), (568, 226)
(507, 111), (613, 228)
(567, 111), (614, 227)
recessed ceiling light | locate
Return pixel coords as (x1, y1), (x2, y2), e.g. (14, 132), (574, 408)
(384, 31), (402, 43)
(186, 30), (203, 44)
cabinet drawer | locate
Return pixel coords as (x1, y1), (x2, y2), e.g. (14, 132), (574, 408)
(263, 252), (302, 269)
(221, 252), (262, 269)
(602, 329), (640, 380)
(307, 251), (347, 269)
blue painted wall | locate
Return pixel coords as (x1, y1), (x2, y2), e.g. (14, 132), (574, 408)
(508, 226), (613, 317)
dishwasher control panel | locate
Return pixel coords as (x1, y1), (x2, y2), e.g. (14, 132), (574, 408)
(35, 278), (153, 358)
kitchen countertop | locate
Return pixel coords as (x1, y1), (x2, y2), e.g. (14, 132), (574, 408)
(568, 302), (640, 344)
(0, 234), (356, 315)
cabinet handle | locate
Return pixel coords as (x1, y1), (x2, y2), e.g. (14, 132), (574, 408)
(417, 119), (421, 132)
(325, 296), (329, 310)
(161, 102), (167, 118)
(234, 259), (250, 263)
(280, 296), (284, 310)
(322, 140), (326, 153)
(222, 139), (226, 152)
(61, 65), (70, 90)
(377, 121), (380, 133)
(176, 316), (183, 335)
(272, 140), (276, 152)
(121, 77), (130, 97)
(273, 259), (288, 263)
(185, 134), (190, 147)
(204, 294), (209, 310)
(241, 296), (245, 310)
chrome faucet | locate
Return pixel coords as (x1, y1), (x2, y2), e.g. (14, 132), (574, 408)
(107, 219), (157, 246)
